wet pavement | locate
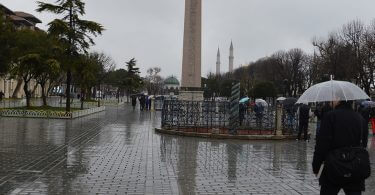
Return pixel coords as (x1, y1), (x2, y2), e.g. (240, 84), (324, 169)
(0, 105), (374, 194)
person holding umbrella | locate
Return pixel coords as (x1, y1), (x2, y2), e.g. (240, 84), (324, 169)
(297, 79), (371, 195)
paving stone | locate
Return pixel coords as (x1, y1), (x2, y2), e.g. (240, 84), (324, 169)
(0, 105), (374, 194)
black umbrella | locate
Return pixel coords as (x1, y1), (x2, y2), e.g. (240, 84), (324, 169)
(283, 97), (297, 107)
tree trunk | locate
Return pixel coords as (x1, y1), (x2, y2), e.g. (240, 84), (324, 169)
(31, 83), (38, 97)
(23, 79), (30, 108)
(80, 93), (84, 110)
(98, 84), (101, 107)
(41, 82), (47, 106)
(66, 70), (71, 112)
(117, 88), (120, 103)
(12, 79), (23, 98)
(126, 89), (130, 103)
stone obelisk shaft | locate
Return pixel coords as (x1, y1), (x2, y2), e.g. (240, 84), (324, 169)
(181, 0), (201, 89)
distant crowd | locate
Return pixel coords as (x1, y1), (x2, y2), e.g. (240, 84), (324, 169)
(131, 94), (152, 111)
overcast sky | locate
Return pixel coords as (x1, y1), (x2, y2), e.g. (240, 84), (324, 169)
(3, 0), (375, 79)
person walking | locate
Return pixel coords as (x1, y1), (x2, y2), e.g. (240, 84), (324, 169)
(131, 96), (137, 110)
(239, 103), (246, 126)
(148, 97), (152, 110)
(297, 103), (310, 141)
(314, 102), (332, 138)
(0, 91), (4, 102)
(139, 95), (146, 111)
(313, 100), (369, 195)
(254, 103), (264, 127)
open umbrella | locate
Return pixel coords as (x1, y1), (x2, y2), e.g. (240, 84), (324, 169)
(361, 100), (375, 108)
(276, 97), (286, 101)
(255, 99), (268, 107)
(297, 80), (369, 103)
(239, 97), (250, 103)
(283, 97), (297, 106)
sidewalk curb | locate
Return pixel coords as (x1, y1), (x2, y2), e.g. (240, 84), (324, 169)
(155, 128), (297, 140)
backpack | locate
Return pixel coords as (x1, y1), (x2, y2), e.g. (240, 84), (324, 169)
(325, 122), (371, 185)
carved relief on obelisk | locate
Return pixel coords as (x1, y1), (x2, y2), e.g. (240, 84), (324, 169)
(181, 0), (202, 89)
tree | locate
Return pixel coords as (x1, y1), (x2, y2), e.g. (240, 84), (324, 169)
(124, 58), (142, 102)
(37, 0), (104, 111)
(252, 81), (276, 99)
(10, 29), (48, 107)
(32, 33), (63, 106)
(74, 53), (99, 109)
(0, 10), (16, 75)
(145, 67), (163, 95)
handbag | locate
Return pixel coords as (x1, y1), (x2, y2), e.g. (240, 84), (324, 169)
(325, 121), (371, 185)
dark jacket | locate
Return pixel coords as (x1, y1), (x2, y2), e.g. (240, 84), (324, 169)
(299, 104), (310, 123)
(315, 104), (332, 121)
(312, 103), (369, 190)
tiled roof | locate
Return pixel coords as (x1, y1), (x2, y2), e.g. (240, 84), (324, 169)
(9, 15), (33, 26)
(14, 11), (42, 23)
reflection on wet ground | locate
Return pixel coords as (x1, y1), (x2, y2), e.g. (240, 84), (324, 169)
(0, 105), (374, 194)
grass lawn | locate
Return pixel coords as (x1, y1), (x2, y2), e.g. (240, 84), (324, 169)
(5, 106), (81, 112)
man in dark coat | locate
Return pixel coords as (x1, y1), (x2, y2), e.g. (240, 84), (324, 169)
(298, 103), (310, 141)
(314, 102), (333, 137)
(131, 96), (137, 110)
(312, 101), (369, 195)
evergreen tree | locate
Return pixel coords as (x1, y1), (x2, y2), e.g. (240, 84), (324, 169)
(37, 0), (104, 111)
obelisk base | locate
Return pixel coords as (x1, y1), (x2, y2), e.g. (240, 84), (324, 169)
(179, 91), (204, 101)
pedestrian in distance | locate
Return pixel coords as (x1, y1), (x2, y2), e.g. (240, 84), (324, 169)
(239, 103), (246, 126)
(0, 91), (4, 102)
(131, 95), (137, 110)
(313, 100), (370, 195)
(148, 97), (152, 110)
(254, 102), (264, 127)
(297, 102), (310, 141)
(145, 96), (149, 111)
(139, 95), (146, 111)
(285, 104), (297, 129)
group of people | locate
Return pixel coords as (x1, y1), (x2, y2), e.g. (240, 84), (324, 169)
(131, 95), (152, 111)
(239, 102), (265, 127)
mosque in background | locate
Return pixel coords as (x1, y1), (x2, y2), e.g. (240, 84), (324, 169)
(216, 41), (234, 75)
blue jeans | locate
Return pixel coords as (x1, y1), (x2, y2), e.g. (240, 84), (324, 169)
(287, 114), (294, 127)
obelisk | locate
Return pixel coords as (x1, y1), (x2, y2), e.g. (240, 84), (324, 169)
(180, 0), (203, 101)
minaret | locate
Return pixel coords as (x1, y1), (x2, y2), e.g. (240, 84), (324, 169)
(216, 47), (221, 75)
(229, 41), (234, 73)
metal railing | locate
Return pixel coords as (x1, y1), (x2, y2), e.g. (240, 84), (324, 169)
(161, 100), (285, 134)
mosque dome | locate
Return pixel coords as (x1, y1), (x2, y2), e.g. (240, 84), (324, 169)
(164, 76), (180, 86)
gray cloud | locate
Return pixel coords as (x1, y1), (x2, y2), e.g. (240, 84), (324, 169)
(3, 0), (375, 79)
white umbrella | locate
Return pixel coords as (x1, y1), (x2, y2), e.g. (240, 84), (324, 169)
(255, 99), (268, 107)
(276, 97), (286, 101)
(297, 80), (369, 103)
